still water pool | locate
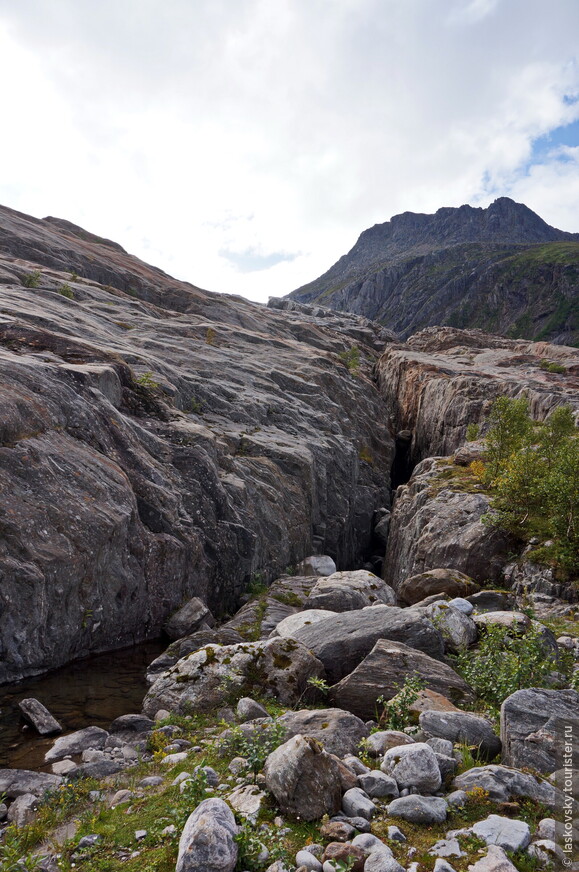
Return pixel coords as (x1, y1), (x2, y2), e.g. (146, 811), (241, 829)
(0, 640), (164, 770)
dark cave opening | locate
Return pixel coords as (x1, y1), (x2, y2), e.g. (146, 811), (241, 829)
(390, 429), (415, 489)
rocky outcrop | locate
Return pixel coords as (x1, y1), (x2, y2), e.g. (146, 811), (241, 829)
(500, 687), (579, 774)
(384, 458), (512, 587)
(375, 327), (579, 465)
(286, 198), (579, 345)
(398, 569), (480, 605)
(0, 204), (395, 683)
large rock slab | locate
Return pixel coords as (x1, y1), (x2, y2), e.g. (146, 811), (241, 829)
(0, 769), (62, 799)
(500, 687), (579, 774)
(264, 734), (343, 820)
(292, 605), (444, 683)
(306, 570), (396, 612)
(414, 600), (478, 653)
(275, 708), (369, 757)
(18, 698), (62, 735)
(176, 797), (238, 872)
(387, 795), (447, 824)
(146, 626), (244, 683)
(269, 609), (336, 639)
(330, 639), (474, 720)
(0, 205), (394, 684)
(398, 569), (480, 605)
(452, 765), (567, 808)
(163, 597), (214, 641)
(143, 637), (325, 715)
(470, 815), (531, 851)
(419, 710), (501, 761)
(45, 726), (109, 763)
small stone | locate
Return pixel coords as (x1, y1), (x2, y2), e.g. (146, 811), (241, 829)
(446, 790), (467, 808)
(467, 845), (518, 872)
(160, 751), (188, 765)
(387, 826), (406, 842)
(110, 789), (133, 807)
(138, 775), (163, 788)
(229, 756), (248, 774)
(429, 838), (465, 858)
(135, 829), (147, 840)
(77, 834), (102, 849)
(320, 820), (355, 841)
(433, 860), (458, 872)
(172, 771), (192, 785)
(357, 771), (399, 798)
(387, 795), (447, 824)
(237, 697), (269, 722)
(161, 824), (176, 836)
(51, 759), (77, 775)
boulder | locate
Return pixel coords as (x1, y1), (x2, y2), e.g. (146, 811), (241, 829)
(409, 689), (462, 716)
(415, 601), (478, 652)
(364, 730), (414, 757)
(357, 771), (399, 798)
(500, 687), (579, 774)
(176, 797), (238, 872)
(109, 713), (155, 733)
(264, 735), (343, 821)
(419, 710), (501, 761)
(236, 697), (269, 722)
(226, 784), (265, 824)
(381, 743), (442, 793)
(146, 627), (244, 683)
(276, 708), (369, 757)
(467, 845), (518, 872)
(163, 596), (214, 641)
(0, 769), (62, 799)
(18, 698), (62, 736)
(292, 606), (444, 684)
(467, 591), (515, 612)
(398, 569), (480, 606)
(7, 793), (38, 827)
(470, 815), (531, 851)
(44, 726), (109, 763)
(473, 611), (530, 632)
(452, 765), (567, 808)
(269, 609), (336, 639)
(306, 570), (396, 612)
(330, 639), (474, 720)
(386, 795), (447, 824)
(143, 637), (325, 715)
(341, 787), (376, 820)
(322, 842), (366, 871)
(297, 555), (337, 577)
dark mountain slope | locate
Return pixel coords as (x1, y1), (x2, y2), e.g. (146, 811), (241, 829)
(286, 198), (579, 346)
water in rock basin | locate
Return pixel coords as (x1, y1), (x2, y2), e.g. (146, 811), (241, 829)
(0, 640), (165, 771)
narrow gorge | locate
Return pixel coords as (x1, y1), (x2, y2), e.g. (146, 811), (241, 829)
(0, 205), (577, 872)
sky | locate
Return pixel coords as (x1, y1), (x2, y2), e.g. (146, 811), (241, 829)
(0, 0), (578, 304)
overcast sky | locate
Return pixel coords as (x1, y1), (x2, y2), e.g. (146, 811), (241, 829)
(1, 0), (578, 303)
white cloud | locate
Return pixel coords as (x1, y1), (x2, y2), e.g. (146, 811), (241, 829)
(0, 0), (578, 303)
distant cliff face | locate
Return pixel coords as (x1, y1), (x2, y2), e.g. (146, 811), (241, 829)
(287, 198), (579, 346)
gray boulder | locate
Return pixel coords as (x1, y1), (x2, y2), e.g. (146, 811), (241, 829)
(419, 710), (501, 761)
(264, 734), (342, 821)
(398, 569), (480, 606)
(18, 698), (62, 736)
(0, 769), (62, 799)
(387, 795), (447, 824)
(7, 793), (38, 827)
(237, 697), (269, 722)
(470, 815), (531, 851)
(467, 845), (518, 871)
(452, 765), (566, 808)
(467, 591), (515, 612)
(416, 601), (478, 653)
(382, 743), (442, 793)
(176, 797), (238, 872)
(306, 570), (396, 612)
(292, 605), (444, 684)
(500, 687), (579, 774)
(269, 609), (336, 639)
(330, 639), (474, 720)
(276, 708), (369, 757)
(44, 726), (109, 763)
(143, 637), (325, 715)
(297, 555), (337, 576)
(364, 730), (414, 757)
(145, 627), (244, 683)
(163, 596), (214, 641)
(341, 786), (376, 820)
(357, 770), (399, 798)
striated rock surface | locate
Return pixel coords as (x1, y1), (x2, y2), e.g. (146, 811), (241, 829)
(263, 734), (343, 820)
(384, 457), (513, 587)
(0, 204), (394, 683)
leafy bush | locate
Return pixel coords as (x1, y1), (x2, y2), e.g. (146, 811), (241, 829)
(466, 422), (480, 441)
(452, 623), (558, 715)
(376, 672), (425, 730)
(22, 270), (41, 288)
(219, 721), (286, 780)
(338, 345), (360, 374)
(136, 371), (160, 389)
(57, 282), (74, 299)
(480, 398), (578, 573)
(539, 358), (566, 374)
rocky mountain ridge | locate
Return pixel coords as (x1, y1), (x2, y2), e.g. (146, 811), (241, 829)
(286, 197), (579, 345)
